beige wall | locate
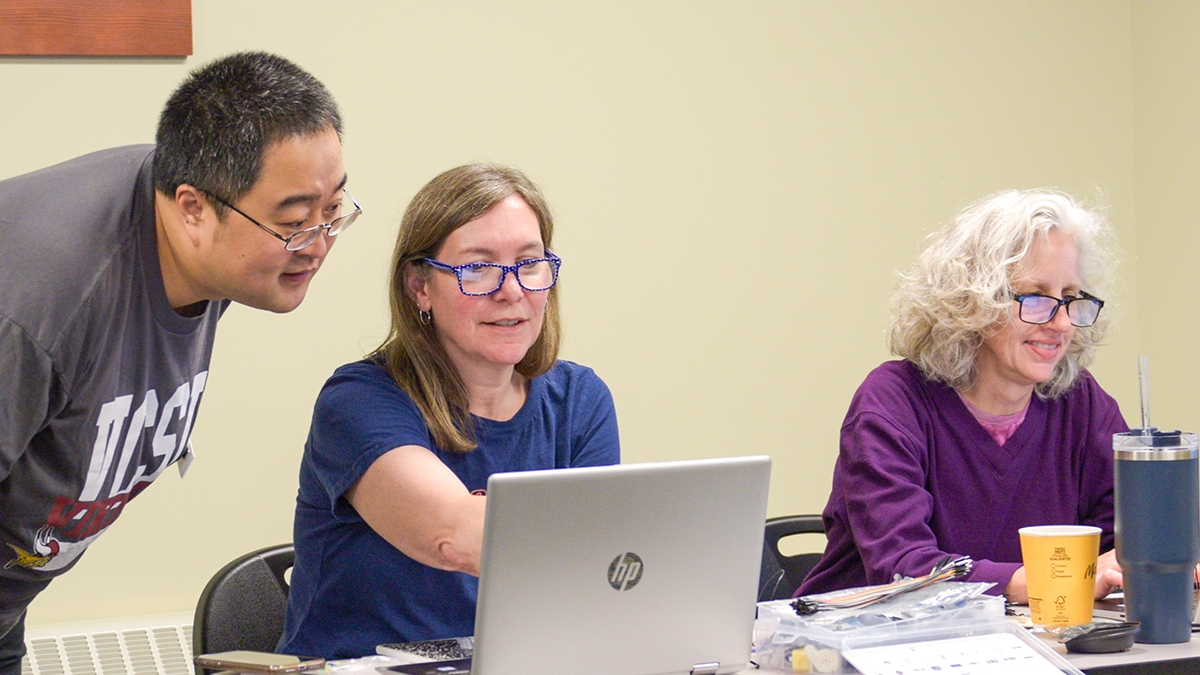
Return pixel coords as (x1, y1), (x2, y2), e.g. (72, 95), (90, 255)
(0, 0), (1180, 625)
(1132, 2), (1200, 433)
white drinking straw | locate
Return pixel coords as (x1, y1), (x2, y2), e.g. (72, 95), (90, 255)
(1138, 355), (1152, 435)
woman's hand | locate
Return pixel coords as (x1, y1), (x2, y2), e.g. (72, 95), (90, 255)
(1095, 557), (1200, 598)
(1004, 566), (1029, 604)
(347, 444), (487, 575)
(1094, 549), (1122, 599)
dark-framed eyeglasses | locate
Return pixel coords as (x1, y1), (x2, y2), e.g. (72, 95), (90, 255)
(422, 252), (562, 296)
(205, 188), (362, 251)
(1011, 291), (1105, 327)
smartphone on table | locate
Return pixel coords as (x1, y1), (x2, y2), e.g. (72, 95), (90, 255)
(194, 650), (325, 674)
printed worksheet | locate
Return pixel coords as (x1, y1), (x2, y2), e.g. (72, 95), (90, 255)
(843, 632), (1071, 675)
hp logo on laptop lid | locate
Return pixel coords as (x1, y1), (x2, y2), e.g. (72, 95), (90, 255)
(608, 552), (643, 590)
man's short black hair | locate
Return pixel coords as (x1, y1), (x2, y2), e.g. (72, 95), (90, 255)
(153, 51), (343, 209)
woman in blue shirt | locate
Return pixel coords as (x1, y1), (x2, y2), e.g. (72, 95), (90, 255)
(280, 164), (620, 659)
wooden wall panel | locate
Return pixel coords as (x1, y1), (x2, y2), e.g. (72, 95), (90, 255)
(0, 0), (191, 56)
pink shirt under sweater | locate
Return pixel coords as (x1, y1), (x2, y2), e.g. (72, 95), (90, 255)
(957, 392), (1030, 446)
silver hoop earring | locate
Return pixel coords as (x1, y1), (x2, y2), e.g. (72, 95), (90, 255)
(419, 310), (432, 326)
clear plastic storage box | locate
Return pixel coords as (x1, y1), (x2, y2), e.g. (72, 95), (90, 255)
(753, 582), (1079, 674)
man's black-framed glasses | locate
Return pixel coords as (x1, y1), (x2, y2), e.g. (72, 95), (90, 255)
(1011, 291), (1105, 327)
(422, 252), (562, 296)
(206, 188), (362, 251)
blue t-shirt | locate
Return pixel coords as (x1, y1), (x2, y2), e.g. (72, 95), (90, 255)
(279, 358), (620, 659)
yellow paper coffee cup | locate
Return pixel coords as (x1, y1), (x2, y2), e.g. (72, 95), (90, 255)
(1019, 525), (1100, 626)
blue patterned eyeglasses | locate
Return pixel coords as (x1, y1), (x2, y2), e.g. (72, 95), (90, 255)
(1011, 291), (1104, 327)
(422, 252), (561, 296)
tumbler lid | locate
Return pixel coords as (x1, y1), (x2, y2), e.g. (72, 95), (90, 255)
(1114, 430), (1198, 460)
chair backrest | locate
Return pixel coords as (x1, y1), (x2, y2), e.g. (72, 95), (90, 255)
(758, 514), (825, 601)
(193, 543), (295, 661)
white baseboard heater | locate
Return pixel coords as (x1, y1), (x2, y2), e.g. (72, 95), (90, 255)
(21, 613), (194, 675)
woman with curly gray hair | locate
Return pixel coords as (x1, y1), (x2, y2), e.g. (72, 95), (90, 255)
(797, 190), (1128, 604)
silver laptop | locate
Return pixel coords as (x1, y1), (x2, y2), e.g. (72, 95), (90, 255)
(470, 455), (771, 675)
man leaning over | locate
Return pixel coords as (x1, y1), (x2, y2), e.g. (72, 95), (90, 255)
(0, 50), (360, 675)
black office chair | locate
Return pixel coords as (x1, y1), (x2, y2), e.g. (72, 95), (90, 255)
(758, 514), (826, 601)
(193, 543), (295, 664)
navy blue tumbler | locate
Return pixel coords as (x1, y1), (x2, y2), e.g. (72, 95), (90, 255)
(1114, 431), (1199, 644)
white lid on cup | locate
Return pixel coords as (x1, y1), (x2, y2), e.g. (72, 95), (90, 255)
(1019, 525), (1102, 537)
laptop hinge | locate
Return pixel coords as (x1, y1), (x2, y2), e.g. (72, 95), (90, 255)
(690, 663), (720, 675)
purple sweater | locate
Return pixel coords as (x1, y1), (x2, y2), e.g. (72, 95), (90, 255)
(798, 360), (1127, 597)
